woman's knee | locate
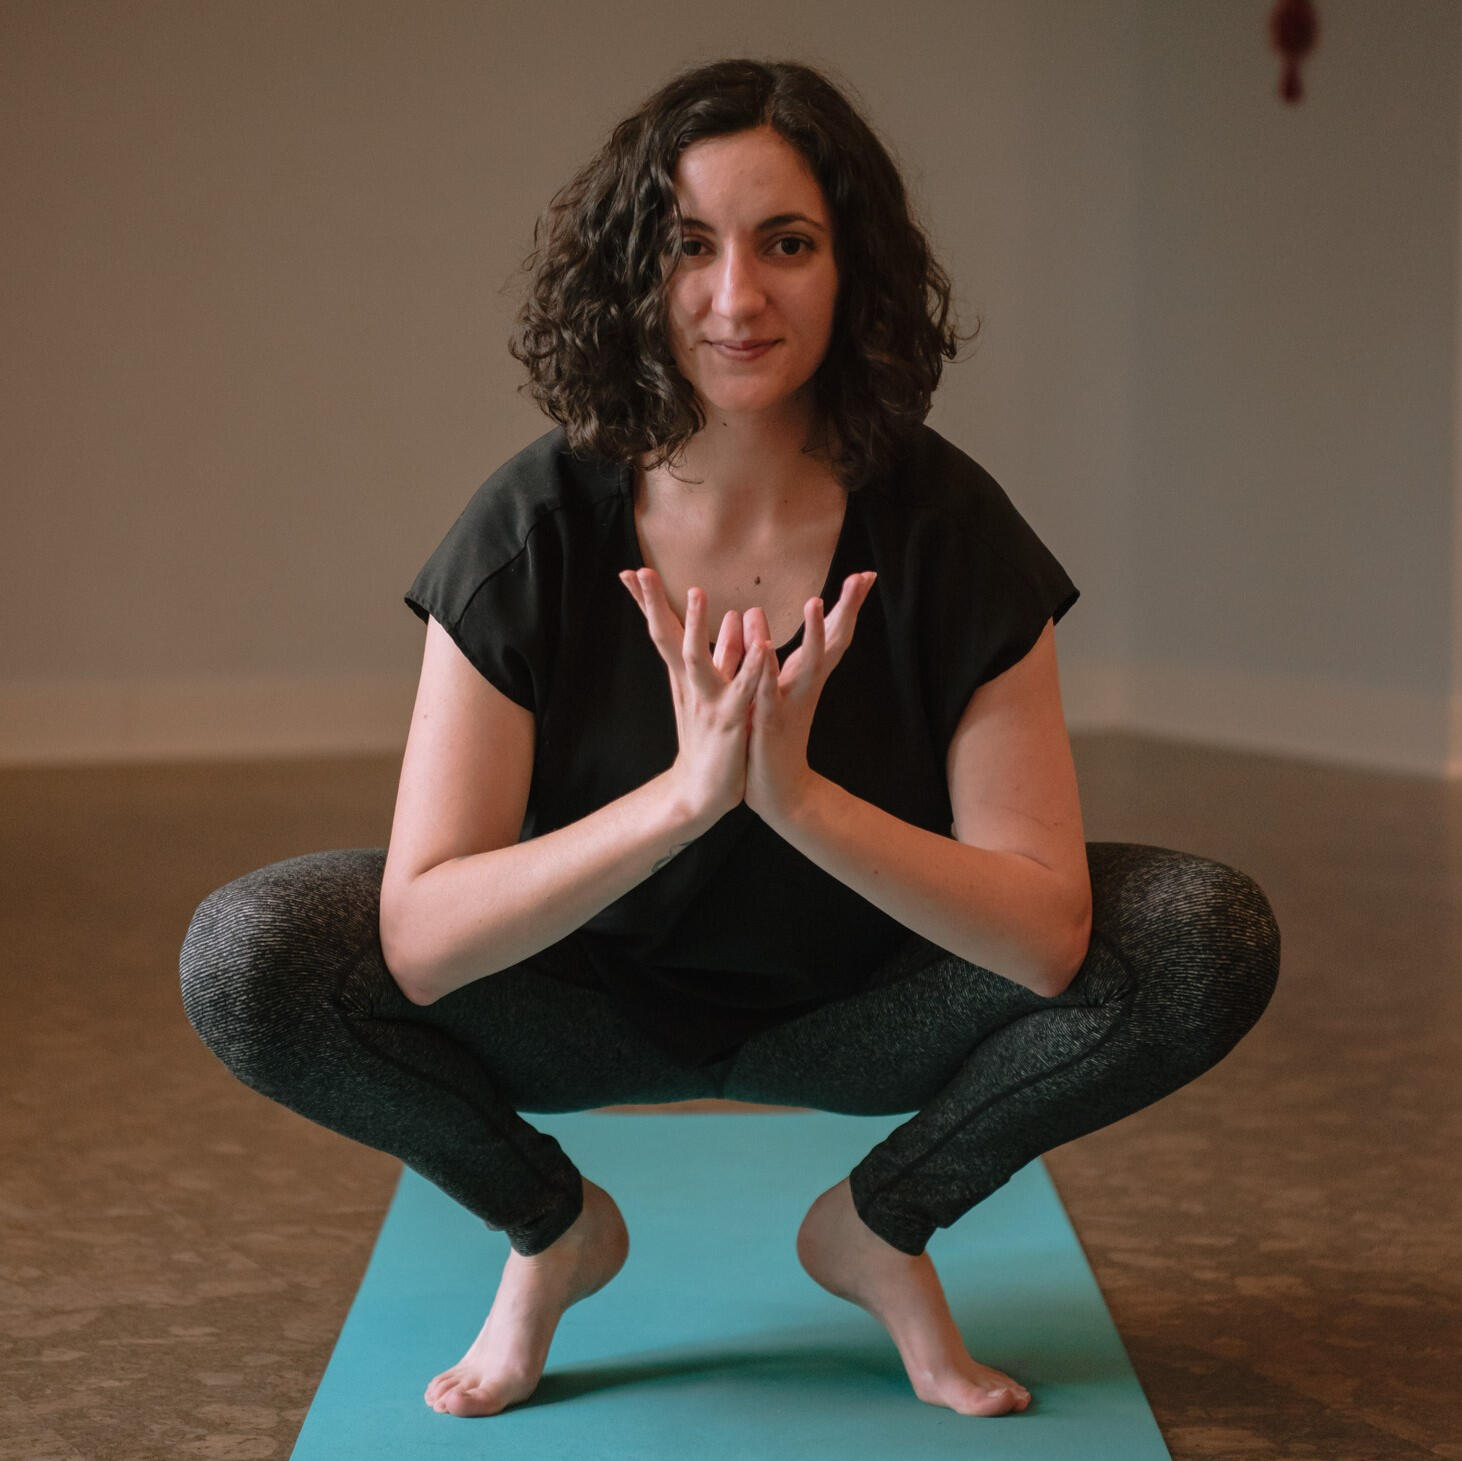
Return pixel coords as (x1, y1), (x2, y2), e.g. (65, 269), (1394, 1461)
(179, 848), (391, 1088)
(1085, 841), (1280, 1061)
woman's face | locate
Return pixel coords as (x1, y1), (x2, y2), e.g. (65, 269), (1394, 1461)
(664, 127), (838, 424)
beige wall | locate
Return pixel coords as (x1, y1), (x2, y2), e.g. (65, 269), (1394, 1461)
(1119, 0), (1460, 773)
(2, 0), (1458, 772)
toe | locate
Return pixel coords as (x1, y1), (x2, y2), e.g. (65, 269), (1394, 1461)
(445, 1383), (497, 1418)
(426, 1374), (461, 1409)
(950, 1381), (1026, 1417)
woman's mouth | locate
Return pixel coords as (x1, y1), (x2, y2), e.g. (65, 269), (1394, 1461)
(711, 339), (778, 361)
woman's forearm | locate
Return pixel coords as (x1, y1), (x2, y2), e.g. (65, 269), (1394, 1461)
(764, 773), (1092, 997)
(380, 771), (710, 1005)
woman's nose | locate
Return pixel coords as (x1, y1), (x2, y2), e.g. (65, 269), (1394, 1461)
(711, 245), (766, 320)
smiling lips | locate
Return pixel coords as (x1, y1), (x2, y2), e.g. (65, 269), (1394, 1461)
(711, 339), (779, 359)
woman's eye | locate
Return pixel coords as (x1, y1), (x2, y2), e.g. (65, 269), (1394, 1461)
(675, 235), (811, 260)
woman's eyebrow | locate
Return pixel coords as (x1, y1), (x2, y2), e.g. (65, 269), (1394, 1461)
(679, 212), (829, 233)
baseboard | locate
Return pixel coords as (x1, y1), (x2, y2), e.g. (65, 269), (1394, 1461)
(2, 665), (1455, 777)
(1063, 659), (1456, 778)
(1450, 689), (1462, 779)
(0, 675), (417, 765)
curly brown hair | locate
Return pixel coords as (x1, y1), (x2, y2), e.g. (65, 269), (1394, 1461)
(509, 59), (968, 489)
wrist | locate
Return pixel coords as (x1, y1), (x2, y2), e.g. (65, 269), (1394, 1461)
(754, 767), (827, 839)
(653, 765), (734, 844)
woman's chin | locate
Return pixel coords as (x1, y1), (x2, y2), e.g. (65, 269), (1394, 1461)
(693, 383), (818, 426)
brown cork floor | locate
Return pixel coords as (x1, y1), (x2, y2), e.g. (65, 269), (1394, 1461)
(1, 733), (1458, 1460)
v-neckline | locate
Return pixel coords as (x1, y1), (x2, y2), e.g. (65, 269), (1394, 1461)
(619, 462), (854, 657)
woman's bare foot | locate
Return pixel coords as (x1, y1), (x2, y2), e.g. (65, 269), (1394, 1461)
(424, 1178), (629, 1417)
(796, 1179), (1031, 1417)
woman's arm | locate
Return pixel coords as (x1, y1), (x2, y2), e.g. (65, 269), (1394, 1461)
(379, 600), (764, 1006)
(746, 606), (1091, 998)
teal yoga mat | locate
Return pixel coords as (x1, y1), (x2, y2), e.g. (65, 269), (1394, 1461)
(291, 1112), (1170, 1459)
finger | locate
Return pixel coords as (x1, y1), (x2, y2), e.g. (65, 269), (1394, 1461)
(741, 605), (773, 653)
(728, 635), (766, 710)
(823, 571), (876, 657)
(733, 635), (770, 712)
(682, 585), (706, 664)
(749, 637), (780, 729)
(828, 570), (876, 617)
(803, 596), (825, 661)
(636, 568), (689, 664)
(680, 587), (729, 696)
(780, 597), (825, 695)
(618, 569), (645, 615)
(712, 609), (744, 678)
(636, 566), (675, 622)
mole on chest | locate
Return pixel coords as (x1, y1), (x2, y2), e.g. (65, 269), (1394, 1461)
(694, 571), (823, 648)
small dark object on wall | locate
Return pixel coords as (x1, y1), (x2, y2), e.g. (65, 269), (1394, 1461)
(1270, 0), (1319, 103)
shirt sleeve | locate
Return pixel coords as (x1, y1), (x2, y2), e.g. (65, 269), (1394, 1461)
(404, 476), (562, 714)
(906, 441), (1079, 749)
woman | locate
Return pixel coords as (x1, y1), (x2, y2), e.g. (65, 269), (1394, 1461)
(181, 59), (1279, 1422)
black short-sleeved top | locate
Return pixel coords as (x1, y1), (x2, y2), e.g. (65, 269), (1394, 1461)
(406, 425), (1077, 1065)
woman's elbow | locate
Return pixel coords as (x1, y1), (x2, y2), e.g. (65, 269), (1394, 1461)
(1035, 885), (1093, 998)
(377, 887), (440, 1006)
(379, 943), (437, 1007)
(386, 957), (440, 1007)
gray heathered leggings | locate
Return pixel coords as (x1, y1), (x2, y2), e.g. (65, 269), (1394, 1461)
(179, 842), (1278, 1257)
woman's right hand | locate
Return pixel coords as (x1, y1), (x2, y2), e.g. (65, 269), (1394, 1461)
(620, 567), (766, 829)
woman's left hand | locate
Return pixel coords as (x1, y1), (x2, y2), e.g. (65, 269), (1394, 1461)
(743, 571), (877, 827)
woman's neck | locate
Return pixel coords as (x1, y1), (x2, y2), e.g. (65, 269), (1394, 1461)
(643, 396), (838, 523)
